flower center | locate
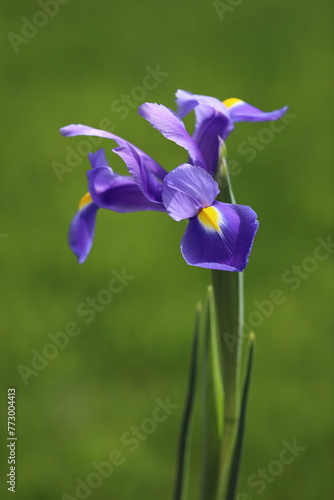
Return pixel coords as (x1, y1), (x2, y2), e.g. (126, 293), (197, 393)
(198, 206), (221, 233)
(222, 98), (242, 109)
(78, 192), (93, 209)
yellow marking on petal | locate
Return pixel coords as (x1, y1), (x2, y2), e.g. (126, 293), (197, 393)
(223, 98), (243, 109)
(78, 192), (93, 210)
(198, 206), (222, 233)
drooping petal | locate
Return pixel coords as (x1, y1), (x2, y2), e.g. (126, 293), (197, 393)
(176, 90), (288, 125)
(87, 165), (164, 212)
(60, 124), (167, 180)
(162, 164), (219, 221)
(68, 195), (99, 263)
(113, 144), (163, 203)
(138, 103), (206, 169)
(181, 201), (259, 271)
(162, 183), (199, 222)
(223, 98), (288, 123)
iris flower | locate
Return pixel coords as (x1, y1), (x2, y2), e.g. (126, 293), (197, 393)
(175, 90), (288, 175)
(60, 97), (287, 271)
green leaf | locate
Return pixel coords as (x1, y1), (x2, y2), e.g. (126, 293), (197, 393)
(226, 333), (256, 500)
(173, 304), (202, 500)
(173, 287), (226, 500)
(199, 286), (225, 500)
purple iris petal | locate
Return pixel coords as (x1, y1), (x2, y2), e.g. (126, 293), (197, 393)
(181, 201), (259, 271)
(88, 164), (116, 194)
(138, 103), (206, 169)
(114, 144), (163, 204)
(176, 90), (233, 174)
(174, 89), (200, 118)
(176, 90), (288, 125)
(176, 90), (287, 175)
(88, 165), (164, 212)
(177, 92), (222, 146)
(60, 124), (167, 180)
(68, 202), (99, 264)
(162, 164), (219, 221)
(162, 174), (199, 221)
(88, 149), (109, 169)
(227, 101), (289, 123)
(192, 114), (233, 176)
(176, 90), (228, 118)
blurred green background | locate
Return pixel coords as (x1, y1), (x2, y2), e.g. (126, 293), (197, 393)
(1, 0), (333, 498)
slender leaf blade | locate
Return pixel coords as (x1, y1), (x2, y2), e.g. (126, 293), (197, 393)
(173, 304), (202, 500)
(200, 286), (224, 500)
(226, 333), (256, 500)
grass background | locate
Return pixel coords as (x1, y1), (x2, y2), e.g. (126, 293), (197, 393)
(1, 0), (333, 498)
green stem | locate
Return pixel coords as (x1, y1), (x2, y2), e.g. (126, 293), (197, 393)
(212, 143), (245, 499)
(212, 270), (244, 499)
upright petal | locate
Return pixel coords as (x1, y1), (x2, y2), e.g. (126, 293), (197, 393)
(68, 195), (99, 263)
(113, 144), (163, 203)
(176, 90), (228, 118)
(181, 201), (259, 271)
(139, 103), (206, 169)
(60, 124), (167, 180)
(176, 90), (233, 174)
(223, 98), (288, 123)
(192, 113), (233, 176)
(88, 149), (109, 169)
(175, 89), (199, 118)
(162, 164), (219, 221)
